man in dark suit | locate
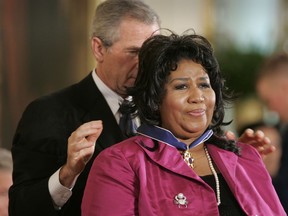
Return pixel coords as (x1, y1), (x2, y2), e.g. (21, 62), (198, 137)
(256, 52), (288, 213)
(9, 1), (160, 215)
(9, 0), (274, 216)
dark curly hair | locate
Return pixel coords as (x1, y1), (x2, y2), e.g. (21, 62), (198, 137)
(128, 31), (239, 153)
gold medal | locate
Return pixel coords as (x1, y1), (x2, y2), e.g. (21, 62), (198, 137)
(181, 150), (194, 169)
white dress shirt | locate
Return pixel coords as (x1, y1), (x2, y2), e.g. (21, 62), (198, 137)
(48, 69), (123, 208)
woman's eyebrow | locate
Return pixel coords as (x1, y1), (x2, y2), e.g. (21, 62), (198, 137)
(199, 76), (209, 81)
(169, 76), (209, 84)
(168, 77), (189, 84)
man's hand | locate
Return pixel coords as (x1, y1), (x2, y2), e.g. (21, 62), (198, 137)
(60, 120), (103, 188)
(226, 128), (276, 158)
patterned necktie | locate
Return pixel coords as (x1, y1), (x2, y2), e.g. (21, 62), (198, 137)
(119, 99), (137, 138)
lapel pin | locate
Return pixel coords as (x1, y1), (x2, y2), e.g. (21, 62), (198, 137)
(174, 193), (188, 208)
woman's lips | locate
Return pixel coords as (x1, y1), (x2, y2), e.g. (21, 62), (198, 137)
(187, 109), (205, 117)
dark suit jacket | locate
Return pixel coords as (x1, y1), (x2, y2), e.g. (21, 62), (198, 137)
(9, 73), (125, 216)
(274, 125), (288, 213)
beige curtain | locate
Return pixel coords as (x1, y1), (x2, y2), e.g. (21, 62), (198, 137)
(1, 0), (29, 149)
(0, 0), (102, 149)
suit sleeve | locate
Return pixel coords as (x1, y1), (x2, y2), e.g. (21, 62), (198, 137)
(82, 145), (138, 216)
(9, 98), (74, 216)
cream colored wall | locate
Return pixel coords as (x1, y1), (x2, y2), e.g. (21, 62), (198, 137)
(144, 0), (213, 37)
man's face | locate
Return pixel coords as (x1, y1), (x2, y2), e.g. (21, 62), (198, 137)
(257, 74), (288, 123)
(95, 19), (159, 97)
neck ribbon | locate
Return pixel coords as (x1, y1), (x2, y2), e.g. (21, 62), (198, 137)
(137, 124), (213, 150)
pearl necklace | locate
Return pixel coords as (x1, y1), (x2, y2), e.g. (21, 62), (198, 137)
(204, 145), (221, 206)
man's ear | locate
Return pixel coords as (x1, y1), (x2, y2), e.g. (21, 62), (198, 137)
(91, 37), (105, 62)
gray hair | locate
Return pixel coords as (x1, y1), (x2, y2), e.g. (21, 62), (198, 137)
(91, 0), (160, 47)
(0, 148), (13, 171)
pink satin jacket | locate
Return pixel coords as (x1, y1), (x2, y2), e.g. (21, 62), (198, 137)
(82, 135), (286, 216)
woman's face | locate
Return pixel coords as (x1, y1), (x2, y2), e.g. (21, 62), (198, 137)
(159, 59), (216, 144)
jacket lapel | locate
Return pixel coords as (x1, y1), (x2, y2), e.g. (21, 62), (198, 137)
(206, 144), (239, 199)
(136, 136), (203, 180)
(136, 136), (239, 182)
(207, 144), (238, 182)
(74, 73), (124, 150)
(207, 144), (261, 215)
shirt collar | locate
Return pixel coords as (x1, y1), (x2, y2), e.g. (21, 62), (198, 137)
(92, 69), (123, 116)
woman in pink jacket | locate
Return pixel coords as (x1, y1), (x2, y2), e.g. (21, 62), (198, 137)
(82, 32), (285, 216)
